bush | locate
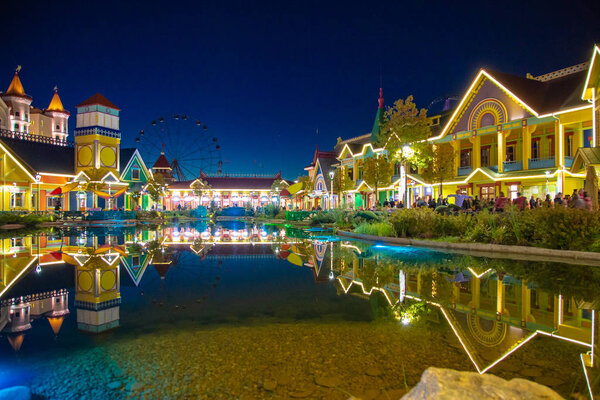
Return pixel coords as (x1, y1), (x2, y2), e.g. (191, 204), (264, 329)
(355, 221), (395, 237)
(310, 211), (335, 226)
(262, 203), (281, 218)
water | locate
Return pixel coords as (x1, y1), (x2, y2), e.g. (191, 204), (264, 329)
(0, 221), (598, 399)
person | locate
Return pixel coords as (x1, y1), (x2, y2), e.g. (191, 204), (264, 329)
(55, 198), (61, 212)
(529, 195), (536, 209)
(554, 192), (563, 206)
(397, 200), (404, 208)
(383, 199), (389, 208)
(544, 194), (552, 208)
(389, 198), (395, 208)
(416, 196), (427, 207)
(447, 189), (472, 208)
(572, 193), (587, 209)
(428, 196), (436, 209)
(472, 195), (480, 210)
(494, 192), (509, 212)
(512, 192), (527, 210)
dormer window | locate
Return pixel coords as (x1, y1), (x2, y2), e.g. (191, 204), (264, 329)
(56, 124), (60, 130)
(132, 168), (140, 180)
(15, 111), (20, 117)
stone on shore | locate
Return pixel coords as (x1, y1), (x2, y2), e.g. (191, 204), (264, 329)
(401, 367), (563, 400)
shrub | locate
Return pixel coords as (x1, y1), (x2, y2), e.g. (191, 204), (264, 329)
(263, 203), (281, 218)
(310, 211), (336, 226)
(355, 221), (395, 237)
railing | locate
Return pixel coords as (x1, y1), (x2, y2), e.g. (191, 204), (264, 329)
(75, 127), (121, 139)
(564, 156), (574, 168)
(503, 160), (523, 172)
(0, 128), (74, 147)
(528, 157), (555, 169)
(486, 165), (498, 173)
(457, 166), (473, 176)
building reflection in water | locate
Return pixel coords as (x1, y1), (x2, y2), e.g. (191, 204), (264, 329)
(274, 237), (598, 398)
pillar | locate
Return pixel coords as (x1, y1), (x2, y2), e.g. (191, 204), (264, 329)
(497, 131), (505, 173)
(555, 121), (562, 167)
(521, 281), (531, 327)
(452, 140), (460, 173)
(522, 127), (531, 170)
(496, 279), (504, 318)
(472, 277), (481, 310)
(471, 135), (481, 169)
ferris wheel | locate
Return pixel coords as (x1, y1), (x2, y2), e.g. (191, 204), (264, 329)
(135, 114), (223, 181)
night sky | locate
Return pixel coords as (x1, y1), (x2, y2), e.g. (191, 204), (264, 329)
(3, 1), (600, 179)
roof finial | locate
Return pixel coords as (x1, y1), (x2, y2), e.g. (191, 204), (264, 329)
(15, 65), (21, 73)
(378, 87), (384, 109)
(53, 85), (58, 92)
(161, 142), (164, 154)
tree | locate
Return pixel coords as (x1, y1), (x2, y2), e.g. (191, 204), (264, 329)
(421, 143), (456, 198)
(271, 179), (287, 193)
(333, 167), (354, 205)
(296, 175), (312, 192)
(191, 179), (209, 198)
(376, 95), (433, 205)
(363, 156), (394, 206)
(146, 174), (166, 205)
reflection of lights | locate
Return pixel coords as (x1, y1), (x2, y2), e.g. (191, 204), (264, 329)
(184, 230), (192, 237)
(260, 230), (268, 237)
(36, 265), (42, 274)
(214, 231), (222, 237)
(172, 196), (180, 202)
(242, 230), (249, 238)
(401, 317), (411, 325)
(328, 271), (334, 280)
(184, 196), (193, 202)
(201, 231), (210, 239)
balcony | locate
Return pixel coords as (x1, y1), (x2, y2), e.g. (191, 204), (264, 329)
(503, 160), (523, 172)
(457, 166), (473, 176)
(486, 165), (498, 173)
(528, 157), (555, 169)
(565, 156), (574, 168)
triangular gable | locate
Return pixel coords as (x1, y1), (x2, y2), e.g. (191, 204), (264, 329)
(120, 253), (151, 286)
(582, 45), (600, 100)
(0, 141), (37, 182)
(121, 149), (151, 182)
(430, 70), (539, 141)
(101, 171), (121, 183)
(73, 171), (91, 183)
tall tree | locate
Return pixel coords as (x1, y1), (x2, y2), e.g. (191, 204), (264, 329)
(421, 143), (456, 198)
(363, 155), (394, 206)
(146, 174), (166, 205)
(333, 167), (354, 207)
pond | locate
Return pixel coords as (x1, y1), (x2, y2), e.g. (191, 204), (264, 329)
(0, 221), (598, 399)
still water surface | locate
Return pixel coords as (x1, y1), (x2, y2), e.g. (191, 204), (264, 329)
(0, 221), (598, 399)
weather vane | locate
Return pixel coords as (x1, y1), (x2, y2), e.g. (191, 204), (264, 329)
(16, 65), (21, 73)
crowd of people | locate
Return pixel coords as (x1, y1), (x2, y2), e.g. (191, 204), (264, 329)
(377, 188), (598, 213)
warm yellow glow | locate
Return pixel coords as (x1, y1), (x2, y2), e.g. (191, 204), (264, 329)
(337, 143), (385, 160)
(539, 104), (593, 118)
(559, 124), (564, 167)
(581, 45), (600, 100)
(0, 257), (38, 298)
(467, 268), (492, 279)
(0, 142), (37, 182)
(337, 277), (395, 306)
(580, 353), (594, 399)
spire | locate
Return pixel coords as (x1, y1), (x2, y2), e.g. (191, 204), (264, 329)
(47, 87), (67, 112)
(371, 88), (384, 144)
(5, 68), (29, 98)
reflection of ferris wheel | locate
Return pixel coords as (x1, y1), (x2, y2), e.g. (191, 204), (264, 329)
(136, 114), (223, 181)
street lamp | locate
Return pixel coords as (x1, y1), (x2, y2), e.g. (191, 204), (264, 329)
(401, 146), (413, 208)
(545, 170), (551, 195)
(328, 171), (334, 209)
(35, 174), (41, 214)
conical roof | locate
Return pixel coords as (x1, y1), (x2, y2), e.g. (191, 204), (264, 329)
(370, 88), (384, 144)
(3, 71), (31, 99)
(77, 93), (120, 110)
(47, 89), (70, 114)
(153, 153), (172, 169)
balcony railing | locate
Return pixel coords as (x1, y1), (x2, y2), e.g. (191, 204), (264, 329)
(484, 165), (498, 173)
(565, 156), (574, 168)
(457, 166), (473, 176)
(0, 128), (74, 147)
(528, 157), (555, 169)
(503, 160), (523, 172)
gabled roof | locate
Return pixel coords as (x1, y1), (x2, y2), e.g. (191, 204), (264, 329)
(153, 153), (171, 169)
(582, 44), (600, 100)
(76, 93), (120, 110)
(168, 174), (287, 191)
(119, 148), (136, 173)
(2, 72), (31, 100)
(315, 156), (337, 180)
(431, 67), (590, 141)
(570, 146), (600, 173)
(47, 89), (69, 114)
(306, 146), (336, 169)
(0, 137), (74, 175)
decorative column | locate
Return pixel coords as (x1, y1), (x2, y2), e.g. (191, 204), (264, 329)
(497, 131), (505, 173)
(554, 121), (562, 168)
(521, 280), (531, 328)
(522, 126), (532, 170)
(496, 279), (504, 319)
(471, 135), (480, 170)
(452, 139), (460, 174)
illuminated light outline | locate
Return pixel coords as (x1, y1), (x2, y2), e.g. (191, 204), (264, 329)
(166, 188), (272, 193)
(340, 243), (363, 254)
(39, 172), (76, 178)
(429, 70), (539, 142)
(0, 142), (37, 182)
(337, 143), (385, 161)
(538, 104), (593, 118)
(119, 149), (152, 181)
(0, 257), (38, 298)
(581, 45), (600, 100)
(580, 353), (594, 399)
(72, 170), (91, 182)
(537, 330), (592, 347)
(336, 277), (396, 307)
(467, 268), (492, 279)
(592, 310), (596, 367)
(559, 124), (564, 167)
(593, 91), (597, 148)
(558, 294), (562, 325)
(479, 332), (539, 374)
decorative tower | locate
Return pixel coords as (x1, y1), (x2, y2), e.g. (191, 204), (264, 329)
(0, 67), (33, 133)
(370, 88), (384, 144)
(152, 147), (174, 183)
(74, 254), (121, 333)
(74, 93), (121, 173)
(45, 87), (70, 141)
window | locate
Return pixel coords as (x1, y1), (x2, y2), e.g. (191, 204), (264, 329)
(132, 256), (140, 266)
(131, 168), (140, 180)
(56, 298), (61, 303)
(11, 193), (24, 208)
(548, 136), (555, 157)
(56, 124), (60, 130)
(460, 149), (472, 167)
(531, 138), (540, 159)
(505, 142), (516, 162)
(24, 113), (28, 120)
(480, 185), (495, 200)
(480, 146), (490, 167)
(14, 124), (19, 131)
(15, 111), (20, 117)
(508, 184), (519, 200)
(47, 197), (58, 208)
(565, 133), (573, 157)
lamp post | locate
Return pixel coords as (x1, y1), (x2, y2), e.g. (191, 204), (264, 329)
(35, 174), (41, 214)
(401, 145), (413, 208)
(545, 170), (551, 195)
(328, 171), (334, 209)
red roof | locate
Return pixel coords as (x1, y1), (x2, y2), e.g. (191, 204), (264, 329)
(153, 153), (171, 169)
(76, 93), (120, 110)
(169, 175), (287, 191)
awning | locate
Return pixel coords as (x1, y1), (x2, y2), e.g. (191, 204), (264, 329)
(94, 187), (127, 199)
(49, 182), (79, 195)
(287, 182), (303, 195)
